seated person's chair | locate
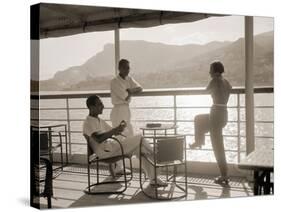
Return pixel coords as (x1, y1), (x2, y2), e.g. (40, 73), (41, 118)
(31, 157), (53, 209)
(31, 125), (64, 173)
(84, 135), (133, 195)
(31, 128), (53, 208)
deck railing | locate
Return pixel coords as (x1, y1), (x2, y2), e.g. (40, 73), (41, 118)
(31, 86), (273, 164)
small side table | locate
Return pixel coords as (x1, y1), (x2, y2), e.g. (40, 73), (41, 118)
(140, 123), (177, 136)
(238, 143), (274, 195)
(31, 124), (69, 172)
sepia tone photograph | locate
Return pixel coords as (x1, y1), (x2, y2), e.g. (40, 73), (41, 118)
(30, 2), (274, 209)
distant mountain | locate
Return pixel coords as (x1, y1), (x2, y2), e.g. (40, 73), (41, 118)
(40, 31), (273, 91)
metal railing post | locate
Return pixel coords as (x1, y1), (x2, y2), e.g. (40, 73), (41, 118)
(237, 94), (241, 163)
(33, 87), (273, 165)
(173, 95), (178, 134)
(66, 98), (72, 155)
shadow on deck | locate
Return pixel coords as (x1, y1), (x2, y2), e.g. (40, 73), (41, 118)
(39, 165), (253, 208)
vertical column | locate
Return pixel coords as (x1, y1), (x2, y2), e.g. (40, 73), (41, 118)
(66, 98), (72, 155)
(173, 95), (177, 134)
(114, 29), (120, 75)
(30, 4), (41, 209)
(245, 16), (255, 155)
(237, 94), (241, 162)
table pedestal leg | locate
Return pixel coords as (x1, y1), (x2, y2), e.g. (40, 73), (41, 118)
(254, 171), (260, 195)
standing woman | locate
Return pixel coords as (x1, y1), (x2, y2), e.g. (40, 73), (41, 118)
(189, 61), (232, 184)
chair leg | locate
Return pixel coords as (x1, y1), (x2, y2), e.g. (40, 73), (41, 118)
(84, 158), (132, 195)
(128, 157), (133, 181)
(121, 157), (128, 191)
(47, 196), (52, 209)
(96, 160), (99, 184)
(108, 163), (116, 179)
(87, 161), (91, 193)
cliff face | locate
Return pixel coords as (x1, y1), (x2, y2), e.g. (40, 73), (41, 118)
(40, 31), (273, 91)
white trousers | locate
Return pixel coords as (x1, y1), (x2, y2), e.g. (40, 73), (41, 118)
(97, 134), (156, 180)
(110, 104), (134, 136)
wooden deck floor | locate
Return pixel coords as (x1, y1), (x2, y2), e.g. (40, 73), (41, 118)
(38, 166), (253, 209)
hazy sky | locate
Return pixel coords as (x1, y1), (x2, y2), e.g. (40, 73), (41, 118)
(40, 15), (273, 80)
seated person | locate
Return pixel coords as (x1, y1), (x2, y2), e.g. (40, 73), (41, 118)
(83, 95), (167, 187)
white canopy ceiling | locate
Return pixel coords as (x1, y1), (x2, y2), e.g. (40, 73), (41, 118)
(38, 3), (225, 38)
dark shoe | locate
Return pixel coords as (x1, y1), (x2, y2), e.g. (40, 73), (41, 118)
(189, 142), (202, 149)
(214, 176), (229, 185)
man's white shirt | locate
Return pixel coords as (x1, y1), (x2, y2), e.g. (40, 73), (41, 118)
(83, 116), (114, 156)
(110, 75), (141, 105)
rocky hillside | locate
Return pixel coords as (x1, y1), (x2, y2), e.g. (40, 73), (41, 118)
(40, 31), (273, 91)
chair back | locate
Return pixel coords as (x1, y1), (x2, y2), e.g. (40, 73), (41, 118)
(156, 137), (184, 163)
(31, 127), (40, 162)
(39, 131), (50, 151)
(31, 126), (51, 147)
(83, 134), (94, 156)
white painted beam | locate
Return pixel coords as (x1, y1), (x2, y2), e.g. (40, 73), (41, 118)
(245, 16), (255, 155)
(114, 29), (120, 76)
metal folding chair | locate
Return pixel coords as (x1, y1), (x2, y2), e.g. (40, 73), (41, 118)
(139, 135), (188, 200)
(84, 135), (133, 195)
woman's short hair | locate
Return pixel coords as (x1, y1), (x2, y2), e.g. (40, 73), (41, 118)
(86, 95), (100, 108)
(210, 61), (225, 74)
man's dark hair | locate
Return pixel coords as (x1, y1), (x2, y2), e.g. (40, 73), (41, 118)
(211, 61), (225, 74)
(86, 95), (100, 109)
(118, 59), (129, 70)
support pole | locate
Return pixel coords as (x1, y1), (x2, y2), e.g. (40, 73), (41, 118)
(114, 29), (120, 75)
(245, 16), (255, 155)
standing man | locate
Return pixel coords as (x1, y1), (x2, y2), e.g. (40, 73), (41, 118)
(110, 59), (143, 137)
